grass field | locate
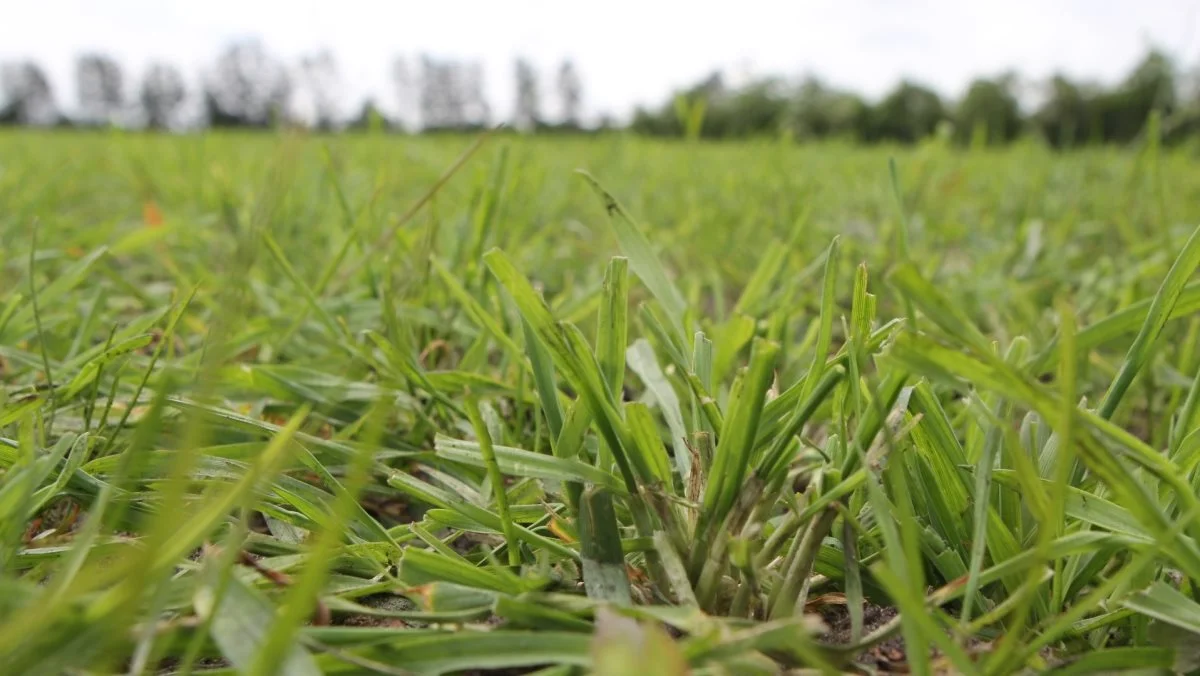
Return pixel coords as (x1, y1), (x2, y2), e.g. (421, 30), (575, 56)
(3, 128), (1200, 674)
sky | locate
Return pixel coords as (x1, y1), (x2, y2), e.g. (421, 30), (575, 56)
(2, 0), (1199, 123)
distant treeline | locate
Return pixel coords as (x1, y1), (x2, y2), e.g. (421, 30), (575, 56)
(634, 50), (1196, 147)
(0, 40), (1194, 147)
(0, 40), (584, 134)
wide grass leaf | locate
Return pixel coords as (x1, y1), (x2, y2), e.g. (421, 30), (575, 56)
(1123, 581), (1200, 634)
(309, 629), (594, 673)
(196, 563), (321, 676)
(435, 435), (626, 492)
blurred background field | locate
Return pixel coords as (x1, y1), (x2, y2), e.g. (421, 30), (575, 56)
(3, 129), (1197, 352)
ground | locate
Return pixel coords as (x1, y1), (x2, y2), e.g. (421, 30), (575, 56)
(1, 130), (1199, 673)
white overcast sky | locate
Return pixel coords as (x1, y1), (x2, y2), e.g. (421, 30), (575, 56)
(2, 0), (1199, 122)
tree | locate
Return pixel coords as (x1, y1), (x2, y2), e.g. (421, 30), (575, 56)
(298, 50), (343, 130)
(417, 55), (451, 129)
(556, 59), (582, 127)
(513, 58), (540, 130)
(630, 71), (724, 137)
(0, 61), (57, 126)
(203, 39), (291, 128)
(1125, 49), (1176, 111)
(460, 61), (490, 127)
(416, 55), (488, 131)
(688, 72), (727, 100)
(707, 78), (790, 138)
(1035, 74), (1091, 148)
(1165, 64), (1200, 144)
(786, 76), (870, 141)
(76, 53), (124, 126)
(393, 56), (419, 129)
(1094, 49), (1176, 143)
(630, 106), (677, 136)
(956, 74), (1022, 145)
(868, 80), (946, 143)
(140, 62), (186, 131)
(349, 99), (392, 132)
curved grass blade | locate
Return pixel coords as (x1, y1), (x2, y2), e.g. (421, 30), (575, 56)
(627, 339), (690, 481)
(435, 435), (625, 492)
(577, 171), (688, 343)
(1098, 223), (1200, 419)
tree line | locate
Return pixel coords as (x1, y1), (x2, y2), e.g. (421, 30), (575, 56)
(0, 40), (585, 133)
(633, 50), (1197, 147)
(0, 40), (1195, 147)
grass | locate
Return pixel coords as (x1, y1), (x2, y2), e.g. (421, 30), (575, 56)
(2, 127), (1200, 674)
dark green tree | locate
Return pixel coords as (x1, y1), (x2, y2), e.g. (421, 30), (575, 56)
(630, 72), (724, 137)
(786, 77), (870, 141)
(1035, 74), (1092, 147)
(349, 99), (394, 132)
(867, 80), (946, 143)
(706, 78), (789, 138)
(1094, 49), (1176, 143)
(956, 74), (1022, 145)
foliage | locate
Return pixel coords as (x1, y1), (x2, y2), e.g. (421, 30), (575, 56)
(785, 77), (870, 142)
(557, 60), (583, 128)
(956, 75), (1021, 147)
(203, 39), (293, 128)
(414, 55), (491, 132)
(865, 80), (948, 143)
(298, 51), (345, 132)
(1036, 50), (1180, 148)
(141, 62), (187, 131)
(1, 130), (1200, 673)
(0, 61), (57, 126)
(76, 53), (125, 127)
(514, 58), (541, 131)
(633, 48), (1196, 147)
(2, 43), (1197, 143)
(1034, 75), (1092, 148)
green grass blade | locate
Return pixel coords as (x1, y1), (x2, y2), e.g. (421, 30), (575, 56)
(465, 395), (522, 567)
(201, 562), (322, 676)
(597, 257), (630, 397)
(627, 339), (691, 481)
(432, 255), (523, 357)
(523, 316), (565, 443)
(699, 338), (779, 531)
(578, 171), (688, 342)
(802, 237), (839, 397)
(434, 434), (626, 492)
(1099, 223), (1200, 419)
(733, 242), (788, 317)
(578, 487), (632, 606)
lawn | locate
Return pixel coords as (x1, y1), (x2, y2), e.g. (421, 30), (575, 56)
(2, 128), (1200, 674)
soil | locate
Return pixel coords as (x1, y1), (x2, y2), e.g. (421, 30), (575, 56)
(334, 592), (419, 628)
(816, 601), (911, 672)
(155, 657), (230, 674)
(815, 600), (1062, 674)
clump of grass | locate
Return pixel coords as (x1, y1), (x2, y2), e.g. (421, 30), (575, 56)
(1, 129), (1200, 674)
